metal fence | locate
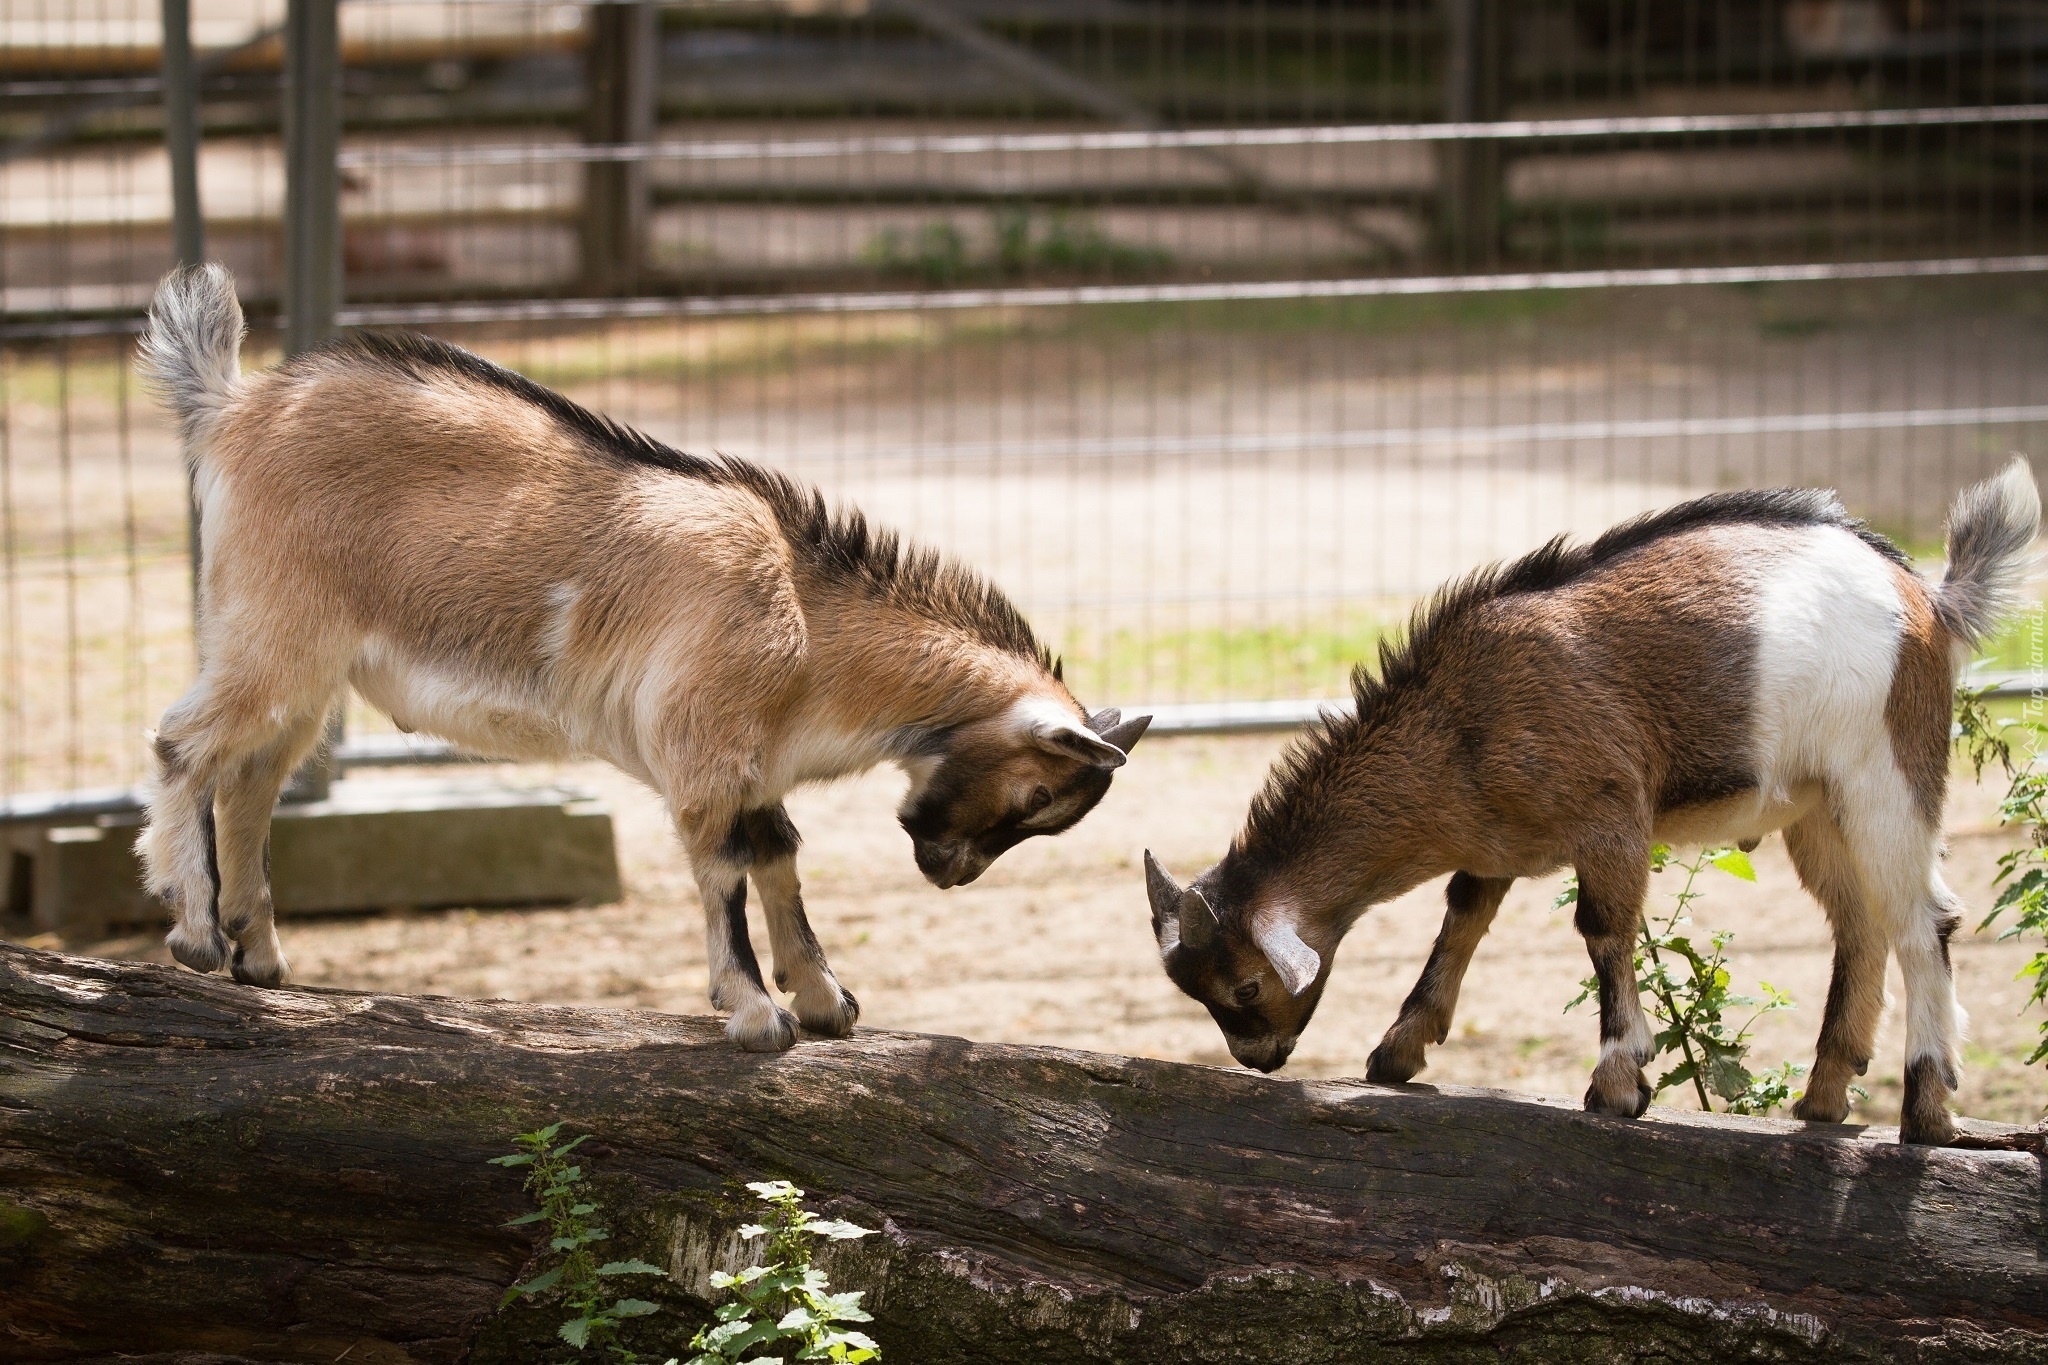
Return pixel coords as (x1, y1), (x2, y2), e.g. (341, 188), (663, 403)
(3, 0), (2046, 804)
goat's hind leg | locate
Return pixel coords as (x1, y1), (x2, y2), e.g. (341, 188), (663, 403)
(142, 680), (248, 973)
(684, 812), (799, 1052)
(1784, 810), (1887, 1124)
(742, 805), (859, 1038)
(1832, 781), (1964, 1145)
(1367, 872), (1511, 1084)
(211, 705), (331, 986)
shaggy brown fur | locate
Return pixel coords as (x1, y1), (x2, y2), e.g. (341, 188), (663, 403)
(1148, 469), (2038, 1145)
(134, 265), (1148, 1053)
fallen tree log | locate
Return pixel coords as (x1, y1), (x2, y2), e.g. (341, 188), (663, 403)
(1, 943), (2044, 1364)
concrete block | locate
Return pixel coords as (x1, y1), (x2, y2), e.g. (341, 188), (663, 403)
(6, 776), (623, 939)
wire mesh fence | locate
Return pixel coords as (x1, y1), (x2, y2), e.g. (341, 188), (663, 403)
(2, 0), (2045, 803)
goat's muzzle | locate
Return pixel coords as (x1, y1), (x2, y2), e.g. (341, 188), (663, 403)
(1229, 1034), (1297, 1073)
(914, 840), (988, 889)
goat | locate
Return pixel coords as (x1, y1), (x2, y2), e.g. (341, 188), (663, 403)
(135, 264), (1149, 1051)
(1144, 462), (2040, 1144)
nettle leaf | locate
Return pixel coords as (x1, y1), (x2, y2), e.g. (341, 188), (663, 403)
(1655, 1059), (1696, 1093)
(598, 1259), (665, 1276)
(558, 1317), (593, 1349)
(1707, 847), (1757, 882)
(502, 1264), (564, 1304)
(611, 1297), (661, 1317)
(808, 1219), (876, 1241)
(739, 1223), (768, 1240)
(503, 1210), (548, 1228)
(487, 1153), (535, 1167)
(748, 1180), (801, 1202)
(1705, 1050), (1754, 1102)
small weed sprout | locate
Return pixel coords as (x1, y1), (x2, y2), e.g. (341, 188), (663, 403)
(686, 1181), (881, 1365)
(1955, 685), (2048, 1066)
(1559, 844), (1806, 1114)
(491, 1122), (668, 1359)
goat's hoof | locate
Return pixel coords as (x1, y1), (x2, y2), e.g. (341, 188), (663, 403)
(1583, 1074), (1652, 1119)
(1899, 1111), (1959, 1146)
(229, 943), (291, 988)
(1365, 1042), (1423, 1085)
(166, 922), (231, 974)
(796, 987), (860, 1038)
(728, 1003), (800, 1053)
(1792, 1092), (1850, 1124)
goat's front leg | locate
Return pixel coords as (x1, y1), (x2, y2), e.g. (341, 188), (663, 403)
(1367, 872), (1513, 1084)
(1574, 845), (1654, 1118)
(741, 806), (859, 1038)
(684, 813), (798, 1052)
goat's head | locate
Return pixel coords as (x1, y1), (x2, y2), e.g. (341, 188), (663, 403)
(897, 698), (1150, 889)
(1142, 851), (1331, 1072)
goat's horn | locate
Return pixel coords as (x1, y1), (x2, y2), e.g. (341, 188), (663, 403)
(1099, 713), (1151, 754)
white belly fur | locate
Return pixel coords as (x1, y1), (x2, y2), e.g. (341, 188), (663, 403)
(350, 638), (578, 762)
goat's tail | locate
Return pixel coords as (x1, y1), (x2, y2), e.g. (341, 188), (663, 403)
(137, 263), (245, 447)
(1935, 456), (2041, 648)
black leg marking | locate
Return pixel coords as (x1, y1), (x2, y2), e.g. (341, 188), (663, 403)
(742, 805), (802, 862)
(721, 814), (755, 867)
(1900, 1055), (1957, 1146)
(199, 799), (222, 931)
(1937, 909), (1961, 973)
(723, 879), (767, 994)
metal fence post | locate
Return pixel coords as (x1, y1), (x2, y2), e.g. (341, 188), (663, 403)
(282, 0), (343, 800)
(1437, 0), (1506, 268)
(581, 2), (657, 294)
(161, 0), (206, 624)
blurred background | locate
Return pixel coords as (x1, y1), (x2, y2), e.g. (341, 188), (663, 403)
(5, 0), (2047, 1122)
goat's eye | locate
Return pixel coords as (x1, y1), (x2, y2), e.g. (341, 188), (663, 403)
(1029, 786), (1053, 813)
(1233, 981), (1261, 1005)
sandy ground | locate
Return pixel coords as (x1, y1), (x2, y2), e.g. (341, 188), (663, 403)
(51, 731), (2048, 1130)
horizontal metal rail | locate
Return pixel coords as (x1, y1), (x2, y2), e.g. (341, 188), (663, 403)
(727, 403), (2048, 469)
(12, 252), (2048, 343)
(337, 103), (2048, 169)
(335, 253), (2048, 329)
(7, 671), (2044, 826)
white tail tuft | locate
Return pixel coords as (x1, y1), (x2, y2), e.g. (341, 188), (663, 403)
(1935, 456), (2041, 648)
(136, 263), (245, 446)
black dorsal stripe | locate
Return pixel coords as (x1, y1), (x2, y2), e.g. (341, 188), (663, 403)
(306, 330), (1050, 667)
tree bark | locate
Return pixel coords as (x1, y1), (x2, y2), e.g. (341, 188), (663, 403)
(2, 943), (2044, 1363)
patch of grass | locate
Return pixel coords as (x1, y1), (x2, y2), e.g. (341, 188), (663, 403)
(1053, 609), (1399, 705)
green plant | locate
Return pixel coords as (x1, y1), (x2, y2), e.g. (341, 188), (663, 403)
(1560, 844), (1806, 1114)
(492, 1122), (668, 1358)
(686, 1181), (880, 1365)
(1955, 685), (2048, 1065)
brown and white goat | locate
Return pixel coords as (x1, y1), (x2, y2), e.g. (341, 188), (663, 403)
(1145, 464), (2040, 1144)
(135, 264), (1148, 1050)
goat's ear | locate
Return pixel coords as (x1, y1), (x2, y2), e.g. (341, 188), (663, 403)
(1144, 850), (1182, 949)
(1254, 916), (1321, 997)
(1029, 717), (1127, 769)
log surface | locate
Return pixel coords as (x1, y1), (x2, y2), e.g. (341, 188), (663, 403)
(1, 944), (2044, 1363)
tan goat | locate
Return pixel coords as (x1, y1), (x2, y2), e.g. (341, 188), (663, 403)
(135, 264), (1147, 1051)
(1146, 464), (2039, 1144)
